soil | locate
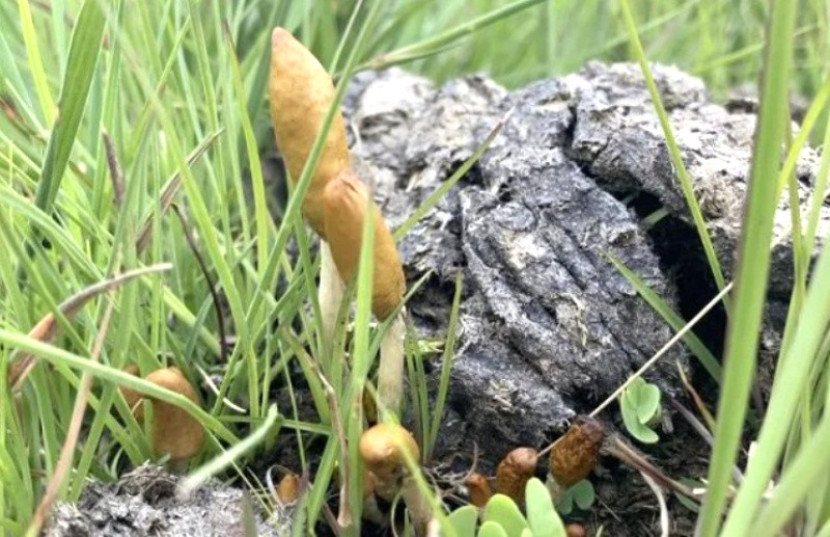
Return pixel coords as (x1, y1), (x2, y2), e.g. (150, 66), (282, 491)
(48, 62), (826, 536)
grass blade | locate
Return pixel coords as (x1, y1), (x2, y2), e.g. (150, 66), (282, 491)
(34, 0), (106, 211)
(696, 0), (799, 532)
(618, 0), (729, 310)
(608, 255), (721, 381)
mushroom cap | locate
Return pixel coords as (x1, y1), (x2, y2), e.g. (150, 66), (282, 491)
(323, 169), (406, 320)
(549, 416), (605, 487)
(495, 447), (539, 502)
(276, 472), (301, 504)
(269, 27), (350, 238)
(359, 423), (420, 481)
(143, 367), (205, 462)
(464, 472), (493, 508)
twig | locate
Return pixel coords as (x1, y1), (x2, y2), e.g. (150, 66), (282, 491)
(135, 130), (222, 253)
(9, 264), (173, 391)
(172, 204), (228, 364)
(102, 130), (125, 207)
(26, 285), (119, 535)
(589, 282), (733, 417)
(640, 471), (670, 537)
(602, 433), (698, 499)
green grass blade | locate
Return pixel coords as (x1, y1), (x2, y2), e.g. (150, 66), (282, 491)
(696, 0), (799, 533)
(362, 0), (546, 71)
(16, 0), (55, 125)
(425, 272), (463, 460)
(721, 247), (830, 532)
(178, 405), (281, 497)
(608, 255), (721, 381)
(393, 112), (507, 242)
(34, 0), (106, 211)
(618, 0), (729, 311)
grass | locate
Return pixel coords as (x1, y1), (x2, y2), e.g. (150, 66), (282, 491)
(0, 0), (829, 536)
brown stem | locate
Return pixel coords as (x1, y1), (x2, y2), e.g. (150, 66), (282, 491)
(602, 433), (698, 499)
(172, 204), (228, 364)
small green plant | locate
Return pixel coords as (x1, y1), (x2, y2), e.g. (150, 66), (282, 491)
(449, 477), (566, 537)
(619, 377), (662, 444)
(555, 479), (596, 515)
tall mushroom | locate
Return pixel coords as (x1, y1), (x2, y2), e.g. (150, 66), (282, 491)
(268, 27), (349, 342)
(323, 169), (407, 415)
(268, 28), (407, 417)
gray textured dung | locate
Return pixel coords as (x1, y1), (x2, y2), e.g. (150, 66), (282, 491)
(46, 464), (288, 537)
(343, 63), (826, 462)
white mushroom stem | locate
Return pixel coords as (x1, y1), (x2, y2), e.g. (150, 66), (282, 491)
(378, 311), (406, 418)
(401, 476), (432, 536)
(318, 241), (345, 344)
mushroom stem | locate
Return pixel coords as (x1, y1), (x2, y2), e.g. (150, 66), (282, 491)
(378, 312), (406, 418)
(401, 476), (432, 536)
(319, 240), (345, 343)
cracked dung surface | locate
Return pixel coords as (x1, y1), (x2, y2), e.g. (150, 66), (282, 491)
(344, 66), (692, 457)
(46, 464), (289, 537)
(342, 63), (825, 534)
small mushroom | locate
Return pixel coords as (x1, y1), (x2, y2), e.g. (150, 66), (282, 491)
(360, 424), (430, 535)
(324, 170), (407, 415)
(276, 472), (301, 504)
(495, 447), (539, 503)
(120, 366), (205, 464)
(566, 523), (587, 537)
(465, 472), (493, 508)
(359, 423), (419, 498)
(549, 417), (605, 488)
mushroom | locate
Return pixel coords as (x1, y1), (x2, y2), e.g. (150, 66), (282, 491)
(465, 472), (493, 508)
(268, 28), (408, 417)
(268, 27), (350, 238)
(548, 417), (605, 488)
(495, 447), (539, 503)
(359, 423), (431, 534)
(276, 472), (301, 505)
(323, 169), (407, 415)
(268, 26), (349, 342)
(120, 366), (205, 466)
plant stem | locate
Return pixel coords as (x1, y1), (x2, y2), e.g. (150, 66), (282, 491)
(378, 312), (406, 419)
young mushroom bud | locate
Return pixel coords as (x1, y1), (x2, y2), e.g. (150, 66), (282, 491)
(268, 27), (350, 238)
(549, 417), (605, 488)
(276, 472), (301, 505)
(360, 423), (430, 535)
(495, 447), (539, 503)
(120, 367), (205, 464)
(359, 423), (419, 499)
(465, 472), (493, 508)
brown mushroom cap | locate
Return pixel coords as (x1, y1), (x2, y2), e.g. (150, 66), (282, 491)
(495, 447), (539, 502)
(465, 472), (493, 508)
(276, 472), (301, 504)
(323, 169), (405, 320)
(143, 367), (205, 462)
(549, 417), (605, 488)
(268, 27), (350, 238)
(359, 423), (420, 481)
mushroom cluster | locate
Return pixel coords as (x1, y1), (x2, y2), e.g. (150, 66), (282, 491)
(268, 28), (407, 416)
